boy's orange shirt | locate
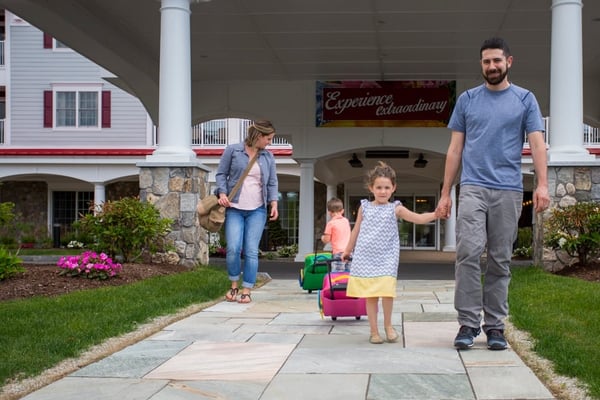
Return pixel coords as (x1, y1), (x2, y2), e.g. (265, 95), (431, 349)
(324, 214), (351, 254)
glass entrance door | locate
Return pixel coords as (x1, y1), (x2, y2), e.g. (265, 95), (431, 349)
(347, 194), (437, 249)
(413, 196), (436, 248)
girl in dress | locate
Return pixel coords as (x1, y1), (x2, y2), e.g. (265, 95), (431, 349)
(342, 161), (441, 344)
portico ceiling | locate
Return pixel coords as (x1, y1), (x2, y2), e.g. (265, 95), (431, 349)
(1, 0), (599, 125)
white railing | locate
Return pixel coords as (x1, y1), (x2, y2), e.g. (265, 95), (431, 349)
(192, 119), (227, 146)
(237, 119), (290, 146)
(151, 118), (600, 150)
(524, 118), (600, 147)
(191, 119), (291, 147)
(584, 124), (600, 146)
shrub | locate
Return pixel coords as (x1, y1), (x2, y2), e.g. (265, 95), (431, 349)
(0, 202), (15, 227)
(515, 227), (533, 249)
(512, 227), (533, 259)
(544, 202), (600, 267)
(277, 243), (298, 258)
(513, 246), (533, 259)
(75, 197), (173, 263)
(267, 220), (288, 249)
(0, 246), (25, 280)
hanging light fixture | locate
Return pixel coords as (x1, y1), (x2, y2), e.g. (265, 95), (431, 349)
(414, 153), (428, 168)
(348, 153), (363, 168)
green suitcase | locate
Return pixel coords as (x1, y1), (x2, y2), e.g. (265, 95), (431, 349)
(299, 252), (332, 293)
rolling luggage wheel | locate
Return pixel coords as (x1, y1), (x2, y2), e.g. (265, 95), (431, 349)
(355, 316), (361, 320)
(331, 317), (337, 320)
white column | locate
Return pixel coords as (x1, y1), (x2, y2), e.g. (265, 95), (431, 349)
(548, 0), (593, 161)
(443, 185), (456, 252)
(93, 183), (106, 215)
(326, 184), (336, 221)
(147, 0), (196, 162)
(295, 159), (316, 262)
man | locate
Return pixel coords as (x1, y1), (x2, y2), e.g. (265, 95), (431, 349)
(436, 37), (550, 350)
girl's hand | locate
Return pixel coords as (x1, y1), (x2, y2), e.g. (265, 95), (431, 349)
(341, 251), (351, 262)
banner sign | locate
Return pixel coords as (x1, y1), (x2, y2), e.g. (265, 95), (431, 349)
(316, 80), (455, 127)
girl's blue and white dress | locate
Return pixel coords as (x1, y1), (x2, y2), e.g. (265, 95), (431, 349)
(347, 199), (400, 298)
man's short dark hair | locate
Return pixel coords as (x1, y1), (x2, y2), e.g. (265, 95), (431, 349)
(480, 37), (511, 58)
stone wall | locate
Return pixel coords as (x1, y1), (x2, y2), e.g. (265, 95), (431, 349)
(548, 165), (600, 207)
(0, 181), (49, 241)
(139, 164), (210, 267)
(535, 164), (600, 267)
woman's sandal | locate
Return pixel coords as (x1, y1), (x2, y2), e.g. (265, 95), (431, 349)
(225, 288), (239, 302)
(238, 293), (252, 304)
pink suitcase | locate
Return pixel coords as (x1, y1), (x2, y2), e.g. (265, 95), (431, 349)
(318, 270), (367, 320)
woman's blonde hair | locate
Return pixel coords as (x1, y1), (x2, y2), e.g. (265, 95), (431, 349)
(245, 120), (275, 146)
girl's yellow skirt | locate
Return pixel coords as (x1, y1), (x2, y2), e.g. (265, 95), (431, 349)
(347, 275), (397, 298)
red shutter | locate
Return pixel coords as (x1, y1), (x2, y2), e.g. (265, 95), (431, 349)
(101, 91), (111, 128)
(43, 91), (53, 127)
(43, 33), (52, 49)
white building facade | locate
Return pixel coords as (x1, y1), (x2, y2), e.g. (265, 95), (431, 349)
(0, 4), (599, 265)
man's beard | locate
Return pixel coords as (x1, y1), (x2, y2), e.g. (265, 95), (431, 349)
(483, 68), (508, 86)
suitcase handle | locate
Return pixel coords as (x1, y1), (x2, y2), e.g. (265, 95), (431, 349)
(325, 258), (351, 300)
(310, 254), (330, 273)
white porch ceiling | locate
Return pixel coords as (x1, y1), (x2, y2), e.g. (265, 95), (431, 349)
(1, 0), (599, 126)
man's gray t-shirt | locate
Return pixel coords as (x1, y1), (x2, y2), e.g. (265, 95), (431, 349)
(448, 83), (544, 192)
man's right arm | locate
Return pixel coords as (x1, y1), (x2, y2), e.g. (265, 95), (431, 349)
(437, 131), (465, 218)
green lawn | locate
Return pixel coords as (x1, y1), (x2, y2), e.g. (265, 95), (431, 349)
(0, 265), (229, 389)
(509, 266), (600, 399)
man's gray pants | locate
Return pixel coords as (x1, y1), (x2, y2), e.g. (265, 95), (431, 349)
(455, 185), (522, 332)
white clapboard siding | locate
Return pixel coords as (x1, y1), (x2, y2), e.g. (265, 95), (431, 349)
(8, 25), (149, 147)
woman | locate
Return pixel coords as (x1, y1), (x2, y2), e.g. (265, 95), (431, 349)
(215, 120), (279, 303)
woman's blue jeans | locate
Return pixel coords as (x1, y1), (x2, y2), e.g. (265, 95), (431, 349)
(224, 206), (267, 288)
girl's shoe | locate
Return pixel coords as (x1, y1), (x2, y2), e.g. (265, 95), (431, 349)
(225, 287), (239, 302)
(369, 334), (384, 344)
(385, 327), (399, 343)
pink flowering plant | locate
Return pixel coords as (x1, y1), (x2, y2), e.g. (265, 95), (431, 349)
(57, 250), (123, 280)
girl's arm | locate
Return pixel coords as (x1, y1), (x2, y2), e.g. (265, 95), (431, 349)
(342, 205), (363, 261)
(396, 204), (438, 224)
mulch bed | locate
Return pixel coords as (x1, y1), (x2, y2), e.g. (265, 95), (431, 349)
(0, 263), (190, 301)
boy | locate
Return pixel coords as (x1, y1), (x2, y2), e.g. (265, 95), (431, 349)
(321, 197), (351, 271)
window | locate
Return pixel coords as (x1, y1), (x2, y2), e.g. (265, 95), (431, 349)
(56, 90), (98, 127)
(43, 33), (71, 51)
(398, 195), (437, 249)
(44, 87), (111, 129)
(52, 191), (94, 238)
(54, 40), (69, 49)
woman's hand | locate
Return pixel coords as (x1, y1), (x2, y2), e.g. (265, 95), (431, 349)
(218, 193), (230, 207)
(269, 201), (279, 221)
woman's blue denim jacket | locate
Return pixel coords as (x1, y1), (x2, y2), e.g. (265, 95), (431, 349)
(214, 142), (279, 206)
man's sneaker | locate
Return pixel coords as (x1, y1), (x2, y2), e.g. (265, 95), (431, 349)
(453, 326), (481, 349)
(486, 329), (508, 350)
